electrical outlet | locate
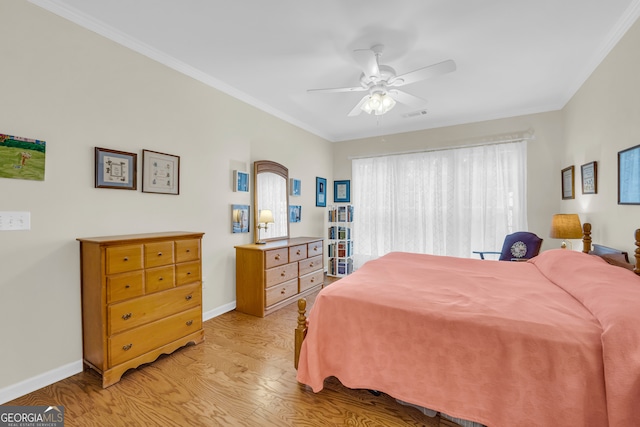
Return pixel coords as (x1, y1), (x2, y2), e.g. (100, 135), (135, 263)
(0, 211), (31, 231)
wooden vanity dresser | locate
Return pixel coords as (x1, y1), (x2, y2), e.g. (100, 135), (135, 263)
(235, 237), (324, 317)
(77, 231), (204, 387)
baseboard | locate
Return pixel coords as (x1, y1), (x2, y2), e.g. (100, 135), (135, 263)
(203, 301), (236, 322)
(0, 360), (83, 404)
(1, 302), (237, 404)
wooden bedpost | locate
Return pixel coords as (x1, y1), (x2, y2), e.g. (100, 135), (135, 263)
(582, 223), (592, 253)
(635, 229), (640, 276)
(294, 298), (307, 369)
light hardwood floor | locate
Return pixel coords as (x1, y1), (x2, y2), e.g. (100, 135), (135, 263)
(8, 278), (459, 426)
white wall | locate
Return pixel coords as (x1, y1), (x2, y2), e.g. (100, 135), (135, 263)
(562, 15), (640, 256)
(0, 1), (332, 397)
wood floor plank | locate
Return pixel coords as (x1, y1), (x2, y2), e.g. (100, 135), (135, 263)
(7, 277), (458, 426)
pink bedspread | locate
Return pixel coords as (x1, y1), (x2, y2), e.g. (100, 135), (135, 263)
(296, 250), (640, 427)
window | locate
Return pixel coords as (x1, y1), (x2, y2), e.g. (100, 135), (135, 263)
(352, 141), (527, 267)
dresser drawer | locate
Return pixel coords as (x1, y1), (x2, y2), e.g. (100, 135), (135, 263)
(265, 262), (298, 288)
(308, 240), (323, 257)
(106, 245), (143, 274)
(175, 239), (200, 263)
(299, 254), (323, 276)
(144, 241), (175, 268)
(289, 244), (307, 262)
(109, 306), (202, 366)
(300, 270), (324, 292)
(265, 278), (298, 307)
(265, 248), (288, 269)
(107, 271), (144, 303)
(176, 261), (201, 286)
(145, 265), (175, 294)
(108, 282), (201, 335)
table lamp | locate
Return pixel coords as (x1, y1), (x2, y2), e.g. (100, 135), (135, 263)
(550, 214), (582, 249)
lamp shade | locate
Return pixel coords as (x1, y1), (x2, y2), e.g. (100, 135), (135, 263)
(258, 209), (274, 224)
(550, 214), (583, 239)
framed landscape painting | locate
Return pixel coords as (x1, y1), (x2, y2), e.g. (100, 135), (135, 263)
(0, 133), (46, 181)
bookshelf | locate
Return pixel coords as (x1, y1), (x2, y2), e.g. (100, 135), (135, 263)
(327, 204), (354, 277)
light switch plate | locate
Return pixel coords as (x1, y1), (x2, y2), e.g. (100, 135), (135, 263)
(0, 211), (31, 231)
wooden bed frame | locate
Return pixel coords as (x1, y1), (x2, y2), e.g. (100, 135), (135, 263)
(295, 222), (640, 368)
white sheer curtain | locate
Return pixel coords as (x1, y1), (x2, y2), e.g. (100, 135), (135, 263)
(352, 140), (527, 268)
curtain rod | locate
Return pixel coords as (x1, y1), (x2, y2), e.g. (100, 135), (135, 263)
(348, 132), (534, 160)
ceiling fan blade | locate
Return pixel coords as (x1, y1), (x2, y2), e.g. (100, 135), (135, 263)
(388, 90), (428, 108)
(353, 48), (380, 79)
(390, 59), (456, 87)
(307, 86), (366, 93)
(347, 95), (370, 117)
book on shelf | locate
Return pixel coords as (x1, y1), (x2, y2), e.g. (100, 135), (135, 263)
(328, 241), (353, 258)
(328, 226), (351, 240)
(328, 205), (354, 223)
(328, 257), (354, 276)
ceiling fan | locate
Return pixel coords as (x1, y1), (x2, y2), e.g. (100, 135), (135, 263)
(308, 44), (456, 116)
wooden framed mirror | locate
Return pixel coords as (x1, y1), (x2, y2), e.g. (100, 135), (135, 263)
(254, 160), (290, 243)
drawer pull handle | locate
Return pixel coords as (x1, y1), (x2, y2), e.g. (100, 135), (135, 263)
(122, 313), (132, 320)
(310, 278), (314, 283)
(275, 254), (280, 260)
(186, 320), (193, 326)
(185, 295), (193, 301)
(314, 247), (318, 251)
(186, 249), (191, 253)
(125, 284), (130, 289)
(281, 271), (286, 277)
(280, 288), (286, 295)
(158, 277), (163, 281)
(296, 250), (301, 255)
(122, 343), (133, 351)
(157, 252), (163, 256)
(123, 257), (129, 261)
(187, 271), (191, 275)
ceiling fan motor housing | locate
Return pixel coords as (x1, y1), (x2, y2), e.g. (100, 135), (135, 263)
(360, 64), (397, 88)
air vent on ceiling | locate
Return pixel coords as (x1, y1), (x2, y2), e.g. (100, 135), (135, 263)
(402, 109), (428, 118)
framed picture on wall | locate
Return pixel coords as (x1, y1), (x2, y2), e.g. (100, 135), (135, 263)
(94, 147), (137, 190)
(1, 133), (46, 182)
(234, 170), (249, 192)
(289, 205), (301, 222)
(142, 149), (180, 195)
(581, 161), (597, 195)
(561, 165), (575, 200)
(290, 178), (301, 196)
(618, 144), (640, 205)
(231, 204), (250, 233)
(334, 180), (351, 203)
(316, 177), (327, 207)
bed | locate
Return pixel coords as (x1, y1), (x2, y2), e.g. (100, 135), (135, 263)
(295, 223), (640, 427)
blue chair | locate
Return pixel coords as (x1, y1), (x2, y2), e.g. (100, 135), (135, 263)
(473, 232), (543, 261)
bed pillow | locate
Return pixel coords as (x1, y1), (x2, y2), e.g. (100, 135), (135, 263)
(599, 253), (635, 271)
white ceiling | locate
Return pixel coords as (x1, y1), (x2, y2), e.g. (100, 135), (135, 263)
(31, 0), (640, 142)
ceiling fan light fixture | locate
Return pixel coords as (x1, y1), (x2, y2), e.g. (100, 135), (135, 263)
(361, 92), (396, 115)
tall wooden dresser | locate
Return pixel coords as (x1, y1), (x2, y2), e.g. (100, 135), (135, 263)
(235, 237), (324, 317)
(77, 231), (205, 387)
